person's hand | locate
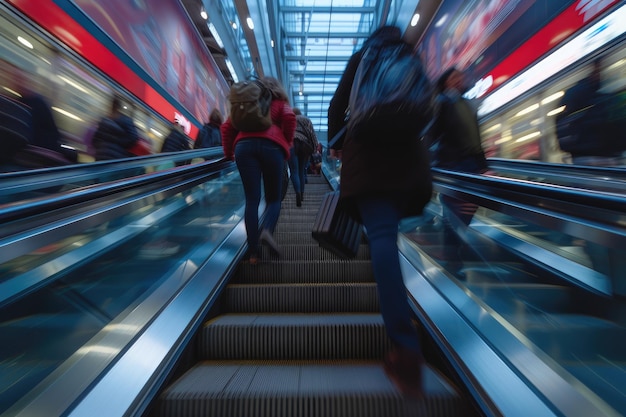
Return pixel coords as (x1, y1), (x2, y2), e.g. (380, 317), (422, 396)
(329, 149), (342, 160)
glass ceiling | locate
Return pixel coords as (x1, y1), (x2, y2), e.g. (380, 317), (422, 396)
(203, 0), (419, 140)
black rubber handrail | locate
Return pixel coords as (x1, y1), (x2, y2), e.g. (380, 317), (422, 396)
(0, 157), (232, 225)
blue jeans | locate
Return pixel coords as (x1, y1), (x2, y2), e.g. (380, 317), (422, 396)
(235, 139), (284, 256)
(356, 195), (421, 354)
(287, 147), (309, 195)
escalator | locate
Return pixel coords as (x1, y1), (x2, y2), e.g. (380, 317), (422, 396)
(154, 175), (472, 417)
(1, 152), (626, 416)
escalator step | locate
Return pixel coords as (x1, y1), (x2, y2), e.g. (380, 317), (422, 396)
(223, 282), (379, 313)
(232, 260), (374, 284)
(198, 313), (390, 360)
(158, 361), (465, 417)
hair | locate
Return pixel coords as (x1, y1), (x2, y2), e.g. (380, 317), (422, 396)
(209, 108), (223, 125)
(292, 107), (302, 116)
(262, 76), (289, 103)
(436, 67), (459, 93)
(111, 95), (123, 114)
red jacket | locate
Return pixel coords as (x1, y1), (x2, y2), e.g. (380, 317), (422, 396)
(221, 99), (296, 160)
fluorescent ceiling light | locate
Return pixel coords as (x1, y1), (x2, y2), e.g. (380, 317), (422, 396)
(411, 14), (420, 27)
(246, 17), (254, 30)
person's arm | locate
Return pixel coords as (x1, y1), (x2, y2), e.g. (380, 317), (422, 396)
(281, 102), (297, 147)
(328, 51), (361, 150)
(220, 118), (237, 160)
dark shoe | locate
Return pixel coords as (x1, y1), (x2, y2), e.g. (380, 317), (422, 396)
(260, 229), (281, 256)
(296, 193), (302, 207)
(384, 346), (424, 399)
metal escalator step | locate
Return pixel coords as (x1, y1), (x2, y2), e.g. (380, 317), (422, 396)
(233, 260), (374, 284)
(158, 361), (465, 417)
(255, 243), (370, 261)
(223, 282), (379, 313)
(198, 313), (390, 360)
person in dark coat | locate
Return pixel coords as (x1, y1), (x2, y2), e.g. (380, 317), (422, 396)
(430, 67), (487, 269)
(194, 108), (224, 149)
(161, 123), (191, 153)
(327, 25), (432, 398)
(92, 96), (139, 161)
(288, 107), (318, 207)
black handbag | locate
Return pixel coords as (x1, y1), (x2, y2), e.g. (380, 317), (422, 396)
(311, 124), (361, 258)
(312, 190), (363, 259)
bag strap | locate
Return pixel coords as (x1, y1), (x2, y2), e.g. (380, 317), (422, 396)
(328, 125), (346, 148)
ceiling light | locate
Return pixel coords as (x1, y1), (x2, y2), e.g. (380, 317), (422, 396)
(435, 14), (448, 27)
(200, 8), (207, 20)
(208, 22), (224, 48)
(411, 14), (420, 27)
(246, 17), (254, 30)
(231, 21), (237, 30)
(18, 36), (33, 49)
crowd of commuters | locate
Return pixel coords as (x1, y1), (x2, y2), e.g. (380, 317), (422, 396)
(2, 21), (622, 401)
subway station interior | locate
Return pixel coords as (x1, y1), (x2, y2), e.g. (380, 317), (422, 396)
(0, 0), (625, 416)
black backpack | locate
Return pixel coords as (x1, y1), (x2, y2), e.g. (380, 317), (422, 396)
(348, 43), (434, 141)
(228, 79), (272, 132)
(294, 116), (315, 156)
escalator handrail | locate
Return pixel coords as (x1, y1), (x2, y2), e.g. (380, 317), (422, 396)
(0, 157), (233, 226)
(0, 148), (225, 196)
(433, 167), (626, 226)
(488, 157), (626, 180)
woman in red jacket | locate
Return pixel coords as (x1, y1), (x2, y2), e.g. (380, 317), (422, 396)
(221, 77), (296, 264)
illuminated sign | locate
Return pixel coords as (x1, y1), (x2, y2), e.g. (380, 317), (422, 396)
(476, 4), (625, 117)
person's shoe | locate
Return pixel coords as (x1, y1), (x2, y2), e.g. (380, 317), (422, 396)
(139, 239), (180, 259)
(260, 229), (281, 256)
(384, 346), (424, 399)
(296, 193), (302, 207)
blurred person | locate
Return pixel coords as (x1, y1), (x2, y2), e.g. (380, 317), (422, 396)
(92, 96), (139, 161)
(556, 59), (625, 166)
(430, 67), (487, 269)
(288, 107), (319, 206)
(308, 143), (323, 175)
(160, 120), (191, 166)
(194, 108), (224, 149)
(3, 66), (77, 165)
(327, 25), (433, 398)
(221, 76), (296, 265)
(161, 121), (191, 153)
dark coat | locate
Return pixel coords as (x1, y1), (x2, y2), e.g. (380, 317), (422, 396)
(431, 93), (487, 172)
(327, 27), (433, 219)
(92, 115), (139, 161)
(19, 94), (62, 152)
(161, 128), (191, 153)
(194, 123), (222, 149)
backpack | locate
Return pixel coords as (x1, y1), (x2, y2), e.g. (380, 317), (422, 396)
(228, 79), (272, 132)
(294, 116), (316, 157)
(347, 43), (434, 141)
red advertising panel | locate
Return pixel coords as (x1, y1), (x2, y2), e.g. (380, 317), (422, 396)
(419, 0), (619, 91)
(71, 0), (228, 124)
(6, 0), (229, 137)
